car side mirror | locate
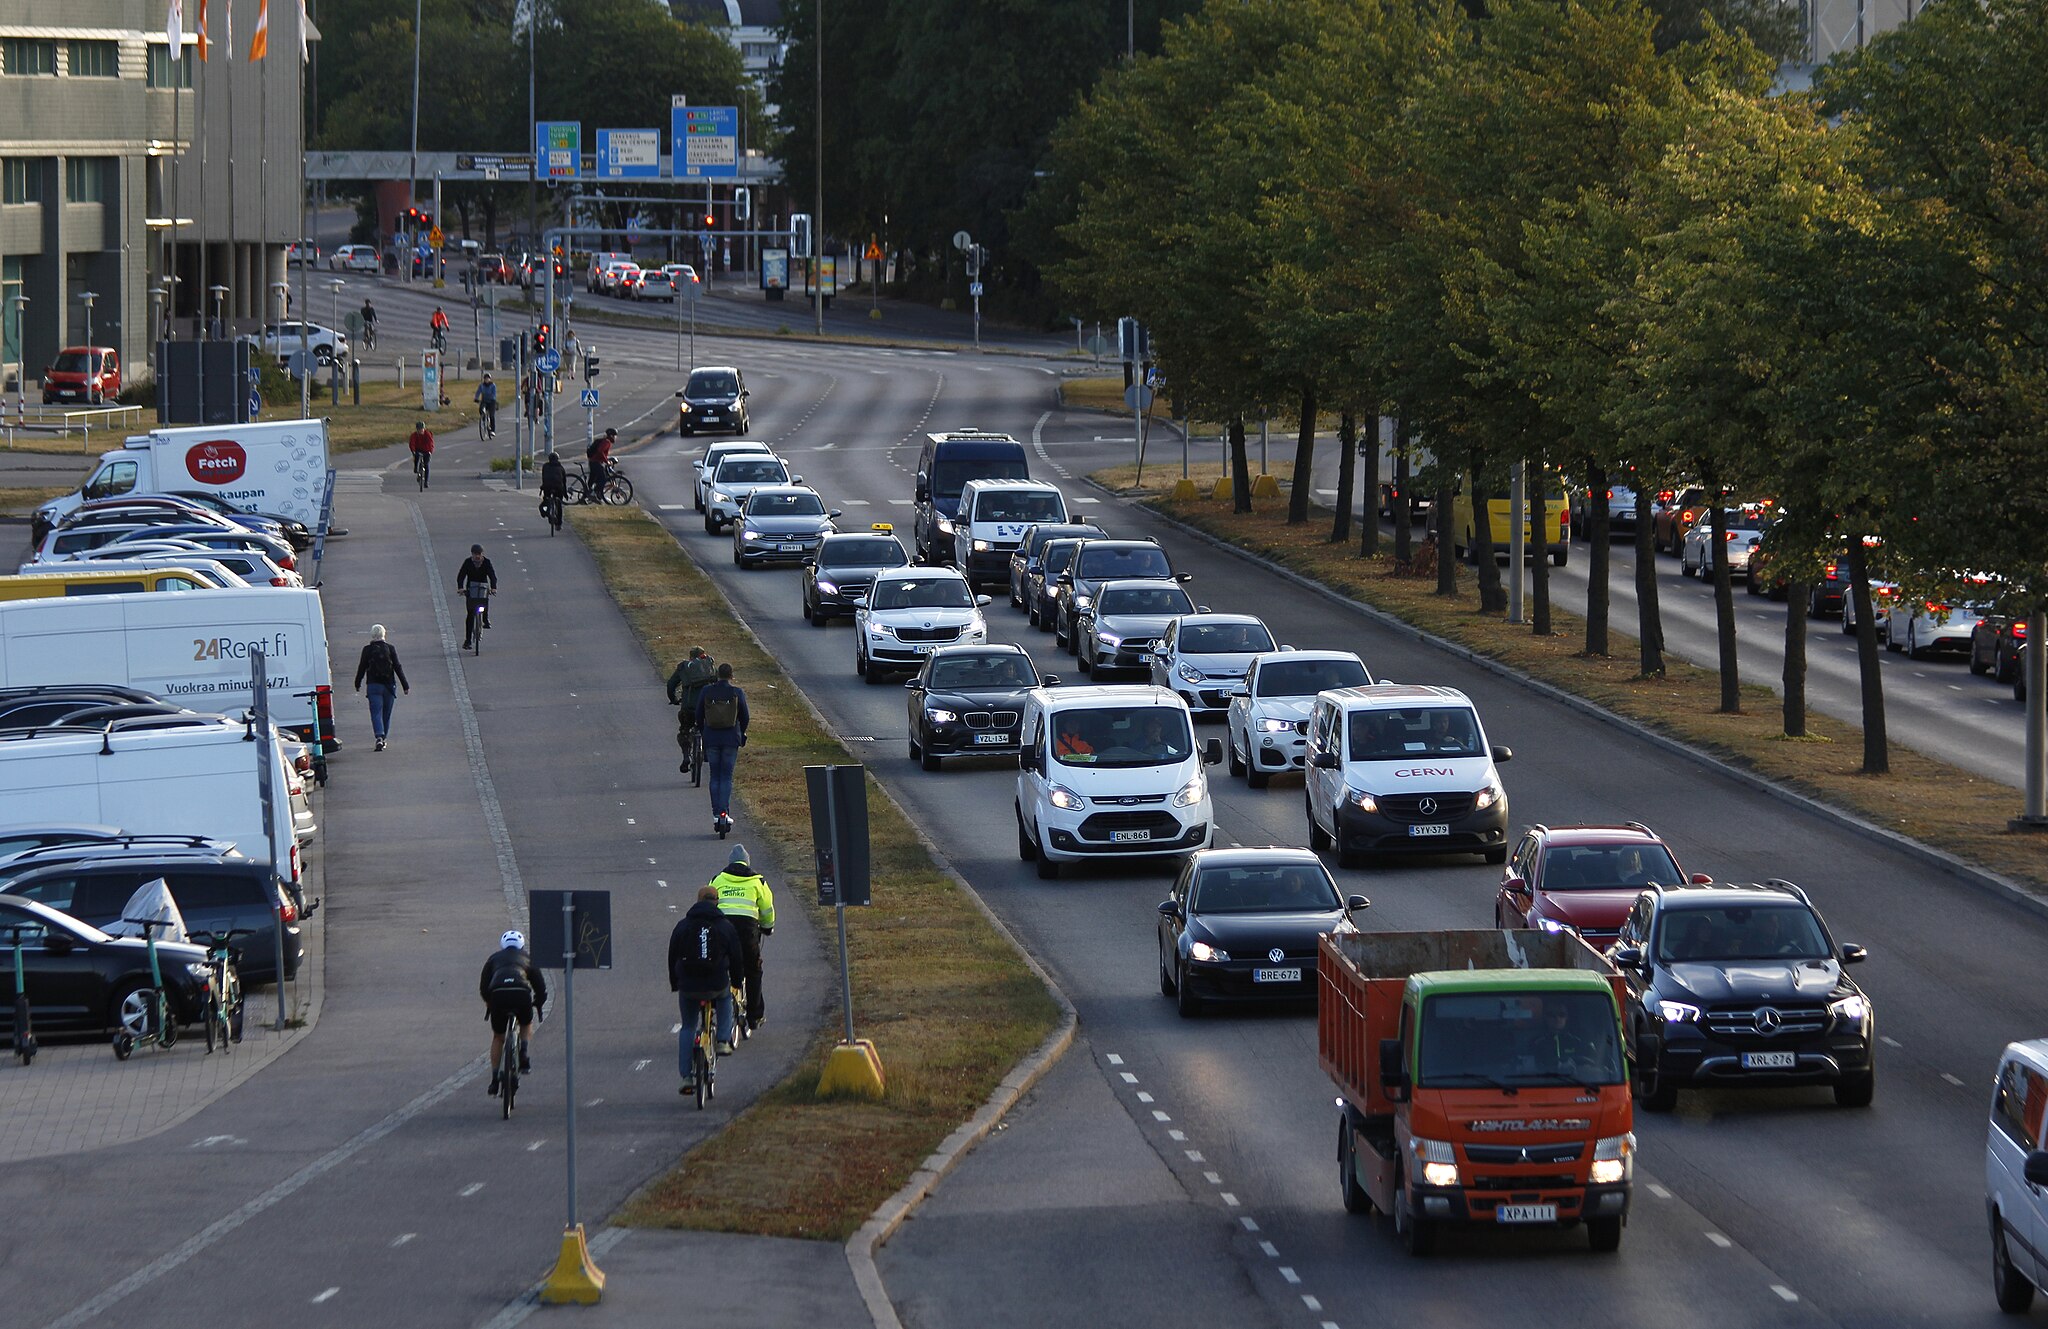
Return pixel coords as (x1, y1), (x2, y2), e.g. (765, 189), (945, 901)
(792, 475), (803, 484)
(2026, 1151), (2048, 1188)
(1157, 899), (1180, 918)
(1503, 875), (1528, 896)
(1041, 674), (1060, 686)
(1280, 644), (1296, 652)
(1176, 573), (1194, 582)
(1196, 605), (1211, 614)
(828, 510), (843, 520)
(1203, 739), (1223, 766)
(975, 594), (993, 607)
(803, 559), (816, 569)
(1378, 1037), (1410, 1101)
(1491, 745), (1513, 763)
(1612, 944), (1644, 969)
(1056, 572), (1073, 585)
(1839, 943), (1867, 965)
(1312, 752), (1340, 770)
(904, 678), (921, 689)
(740, 388), (750, 398)
(1689, 873), (1712, 885)
(42, 931), (74, 954)
(1345, 894), (1370, 913)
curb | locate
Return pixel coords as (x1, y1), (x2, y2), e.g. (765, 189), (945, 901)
(1089, 478), (2048, 925)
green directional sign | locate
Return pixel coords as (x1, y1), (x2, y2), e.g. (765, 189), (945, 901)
(537, 121), (581, 180)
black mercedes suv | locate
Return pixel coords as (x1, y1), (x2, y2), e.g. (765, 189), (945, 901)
(1609, 880), (1874, 1111)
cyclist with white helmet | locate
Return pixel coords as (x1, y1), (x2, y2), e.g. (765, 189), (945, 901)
(479, 928), (548, 1098)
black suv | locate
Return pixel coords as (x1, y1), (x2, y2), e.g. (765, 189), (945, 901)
(0, 858), (304, 984)
(802, 529), (910, 625)
(1051, 538), (1182, 649)
(1610, 880), (1873, 1111)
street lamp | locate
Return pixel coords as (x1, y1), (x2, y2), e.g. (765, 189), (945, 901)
(207, 284), (228, 340)
(326, 279), (347, 406)
(75, 291), (98, 349)
(6, 294), (27, 422)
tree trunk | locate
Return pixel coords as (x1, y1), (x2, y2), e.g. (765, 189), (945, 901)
(1434, 479), (1458, 597)
(1531, 488), (1552, 636)
(1585, 460), (1609, 656)
(1782, 578), (1808, 737)
(1709, 501), (1740, 712)
(1391, 420), (1412, 565)
(1287, 385), (1317, 525)
(1845, 540), (1889, 774)
(1358, 414), (1380, 556)
(1331, 412), (1357, 544)
(1229, 415), (1252, 514)
(1634, 510), (1664, 677)
(1470, 461), (1506, 614)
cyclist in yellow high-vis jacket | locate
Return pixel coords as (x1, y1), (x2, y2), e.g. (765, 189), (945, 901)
(711, 844), (775, 1033)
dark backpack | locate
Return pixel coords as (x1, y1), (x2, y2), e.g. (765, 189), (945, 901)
(701, 692), (739, 730)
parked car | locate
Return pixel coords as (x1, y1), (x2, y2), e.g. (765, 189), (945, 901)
(329, 244), (380, 273)
(42, 347), (121, 405)
(1224, 650), (1372, 787)
(0, 895), (209, 1037)
(161, 491), (312, 550)
(285, 240), (320, 266)
(802, 528), (910, 625)
(1495, 822), (1705, 947)
(1971, 614), (2029, 682)
(1158, 846), (1366, 1016)
(904, 644), (1048, 770)
(0, 834), (242, 886)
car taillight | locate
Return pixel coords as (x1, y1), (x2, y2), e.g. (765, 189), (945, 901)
(271, 575), (292, 586)
(2016, 622), (2029, 641)
(278, 887), (298, 923)
(280, 554), (295, 569)
(1926, 601), (1946, 615)
(289, 842), (301, 884)
(1823, 563), (1838, 578)
(1724, 530), (1740, 541)
(1681, 508), (1697, 523)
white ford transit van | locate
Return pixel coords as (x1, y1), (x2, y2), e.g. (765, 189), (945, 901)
(952, 479), (1068, 587)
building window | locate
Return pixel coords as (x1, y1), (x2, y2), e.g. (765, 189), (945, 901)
(66, 157), (113, 204)
(146, 44), (193, 88)
(68, 40), (118, 78)
(1, 159), (41, 205)
(2, 38), (57, 76)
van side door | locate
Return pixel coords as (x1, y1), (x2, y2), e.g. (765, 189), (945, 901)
(1304, 702), (1335, 812)
(1991, 1056), (2047, 1284)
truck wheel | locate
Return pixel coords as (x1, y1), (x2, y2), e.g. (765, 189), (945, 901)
(1338, 1120), (1372, 1215)
(1994, 1215), (2038, 1313)
(1834, 1069), (1875, 1108)
(1638, 1070), (1679, 1113)
(1586, 1216), (1623, 1252)
(1307, 794), (1331, 851)
(1394, 1165), (1435, 1256)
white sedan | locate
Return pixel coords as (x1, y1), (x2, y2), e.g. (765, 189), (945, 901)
(703, 454), (794, 533)
(1885, 597), (1985, 659)
(1679, 509), (1767, 580)
(1225, 650), (1372, 788)
(244, 321), (349, 365)
(1144, 613), (1279, 714)
(855, 568), (990, 681)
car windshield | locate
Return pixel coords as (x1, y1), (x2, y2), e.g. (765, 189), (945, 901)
(932, 457), (1028, 498)
(822, 539), (904, 569)
(1179, 622), (1275, 654)
(52, 351), (92, 373)
(1347, 706), (1483, 759)
(1539, 844), (1683, 892)
(1098, 586), (1194, 616)
(717, 460), (785, 484)
(689, 372), (739, 397)
(974, 492), (1064, 523)
(872, 577), (973, 610)
(1655, 904), (1831, 962)
(1077, 546), (1172, 581)
(929, 654), (1036, 689)
(1417, 990), (1625, 1087)
(1051, 706), (1193, 768)
(748, 493), (823, 517)
(1257, 658), (1370, 697)
(1192, 863), (1340, 914)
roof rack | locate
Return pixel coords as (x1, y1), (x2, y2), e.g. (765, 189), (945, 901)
(1761, 877), (1811, 904)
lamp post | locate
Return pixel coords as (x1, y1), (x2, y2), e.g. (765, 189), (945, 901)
(208, 284), (228, 340)
(327, 279), (347, 405)
(75, 291), (98, 349)
(6, 294), (26, 423)
(148, 286), (170, 377)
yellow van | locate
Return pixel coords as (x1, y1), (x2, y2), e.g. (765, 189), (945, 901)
(0, 567), (217, 601)
(1449, 479), (1569, 568)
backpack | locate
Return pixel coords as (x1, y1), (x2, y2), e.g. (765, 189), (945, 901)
(701, 691), (739, 730)
(362, 640), (397, 686)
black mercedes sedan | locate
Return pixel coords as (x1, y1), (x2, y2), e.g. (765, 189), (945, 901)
(904, 644), (1052, 771)
(802, 528), (910, 624)
(1158, 847), (1367, 1017)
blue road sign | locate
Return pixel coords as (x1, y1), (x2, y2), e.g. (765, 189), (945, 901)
(580, 388), (599, 409)
(596, 128), (660, 180)
(248, 392), (261, 416)
(672, 105), (738, 179)
(536, 121), (581, 180)
(536, 348), (561, 374)
(969, 281), (984, 297)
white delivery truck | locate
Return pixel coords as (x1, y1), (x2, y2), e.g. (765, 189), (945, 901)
(0, 718), (306, 890)
(0, 587), (332, 742)
(32, 419), (330, 538)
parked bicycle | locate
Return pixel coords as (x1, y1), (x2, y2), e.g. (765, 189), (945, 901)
(191, 928), (250, 1054)
(112, 917), (178, 1059)
(569, 461), (634, 506)
(6, 924), (35, 1065)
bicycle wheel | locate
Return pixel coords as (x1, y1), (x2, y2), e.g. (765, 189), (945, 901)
(602, 475), (634, 505)
(416, 458), (428, 492)
(566, 475), (589, 505)
(157, 994), (177, 1049)
(693, 1037), (710, 1109)
(502, 1032), (519, 1119)
(203, 992), (219, 1053)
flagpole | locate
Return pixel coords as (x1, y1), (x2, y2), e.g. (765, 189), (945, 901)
(169, 10), (182, 344)
(197, 1), (208, 340)
(226, 0), (237, 336)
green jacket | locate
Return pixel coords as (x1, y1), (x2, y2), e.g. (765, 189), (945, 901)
(666, 656), (717, 710)
(711, 869), (775, 927)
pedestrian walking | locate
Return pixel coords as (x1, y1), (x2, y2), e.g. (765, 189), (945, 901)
(353, 624), (411, 752)
(694, 662), (749, 836)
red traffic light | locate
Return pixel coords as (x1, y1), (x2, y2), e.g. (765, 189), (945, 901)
(534, 322), (551, 354)
(704, 213), (715, 228)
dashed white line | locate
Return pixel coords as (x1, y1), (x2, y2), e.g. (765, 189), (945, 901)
(311, 1288), (339, 1305)
(1301, 1295), (1322, 1312)
(1168, 1130), (1186, 1141)
(1258, 1241), (1278, 1257)
(1240, 1217), (1259, 1232)
(1772, 1286), (1800, 1303)
(1203, 1171), (1222, 1185)
(1105, 1054), (1124, 1065)
(1881, 1035), (1901, 1048)
(1221, 1193), (1240, 1207)
(1185, 1150), (1205, 1163)
(1278, 1267), (1300, 1285)
(1136, 1092), (1154, 1103)
(1647, 1183), (1673, 1200)
(1706, 1232), (1732, 1248)
(460, 1183), (484, 1198)
(1151, 1110), (1171, 1122)
(632, 1059), (652, 1072)
(390, 1233), (416, 1248)
(1119, 1071), (1138, 1084)
(526, 1141), (544, 1152)
(1942, 1072), (1967, 1087)
(657, 504), (691, 510)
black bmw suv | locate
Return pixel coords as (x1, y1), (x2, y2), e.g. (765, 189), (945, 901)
(1609, 881), (1873, 1111)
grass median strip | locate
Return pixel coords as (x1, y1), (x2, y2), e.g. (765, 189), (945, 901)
(1098, 475), (2048, 894)
(567, 504), (1059, 1240)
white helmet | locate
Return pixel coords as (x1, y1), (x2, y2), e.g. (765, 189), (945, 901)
(501, 929), (525, 950)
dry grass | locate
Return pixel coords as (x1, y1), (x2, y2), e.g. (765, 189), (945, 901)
(1101, 477), (2048, 893)
(314, 379), (481, 455)
(0, 485), (69, 518)
(569, 505), (1058, 1241)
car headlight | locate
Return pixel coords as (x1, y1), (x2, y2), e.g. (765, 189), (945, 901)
(1096, 631), (1121, 647)
(1536, 918), (1576, 935)
(1829, 993), (1869, 1024)
(926, 707), (959, 723)
(1257, 717), (1294, 732)
(1177, 661), (1204, 683)
(972, 538), (992, 552)
(1048, 784), (1085, 811)
(1351, 789), (1378, 812)
(1410, 1136), (1458, 1187)
(743, 529), (764, 541)
(1474, 782), (1504, 810)
(1589, 1133), (1634, 1185)
(710, 490), (729, 504)
(680, 402), (694, 414)
(937, 517), (954, 534)
(1073, 593), (1092, 610)
(1657, 999), (1701, 1024)
(1172, 772), (1206, 807)
(815, 578), (839, 594)
(870, 623), (895, 639)
(1188, 940), (1229, 963)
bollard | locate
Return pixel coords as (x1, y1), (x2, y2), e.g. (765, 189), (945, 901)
(350, 358), (361, 406)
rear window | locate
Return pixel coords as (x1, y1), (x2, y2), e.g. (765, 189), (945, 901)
(1051, 706), (1192, 769)
(1346, 706), (1482, 760)
(1077, 545), (1171, 580)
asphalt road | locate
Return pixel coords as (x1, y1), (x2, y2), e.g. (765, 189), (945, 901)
(620, 346), (2045, 1329)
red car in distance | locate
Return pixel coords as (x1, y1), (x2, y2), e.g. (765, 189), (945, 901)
(1496, 822), (1709, 947)
(42, 346), (121, 405)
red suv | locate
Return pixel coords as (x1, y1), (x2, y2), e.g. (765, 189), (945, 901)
(1496, 822), (1708, 946)
(42, 346), (121, 405)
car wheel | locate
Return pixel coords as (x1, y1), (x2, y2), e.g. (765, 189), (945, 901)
(1053, 617), (1068, 648)
(1586, 1216), (1623, 1253)
(1971, 643), (1991, 676)
(1833, 1069), (1875, 1108)
(1745, 571), (1763, 597)
(1077, 650), (1092, 675)
(1017, 807), (1038, 862)
(1551, 547), (1567, 568)
(908, 733), (921, 762)
(692, 486), (703, 510)
(1995, 1214), (2039, 1313)
(1247, 763), (1270, 790)
(1228, 733), (1246, 777)
(1843, 605), (1859, 636)
(1307, 793), (1332, 851)
(732, 547), (744, 567)
(1681, 554), (1697, 578)
(855, 645), (869, 678)
(1160, 942), (1177, 996)
(1035, 836), (1060, 880)
(1175, 960), (1202, 1018)
(1998, 645), (2019, 684)
(111, 981), (155, 1039)
(704, 514), (719, 535)
(1028, 603), (1040, 627)
(920, 744), (941, 773)
(1338, 1117), (1373, 1215)
(1638, 1066), (1679, 1113)
(1887, 622), (1904, 652)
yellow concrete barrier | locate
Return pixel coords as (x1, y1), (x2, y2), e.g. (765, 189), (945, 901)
(539, 1223), (605, 1304)
(1211, 477), (1233, 501)
(818, 1038), (886, 1099)
(1169, 478), (1201, 502)
(1251, 473), (1282, 499)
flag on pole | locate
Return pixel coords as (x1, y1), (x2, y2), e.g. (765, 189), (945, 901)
(195, 0), (208, 61)
(248, 0), (268, 61)
(224, 0), (233, 60)
(297, 0), (309, 63)
(168, 0), (183, 63)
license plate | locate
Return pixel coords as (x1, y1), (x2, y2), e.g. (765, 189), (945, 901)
(1408, 823), (1450, 837)
(1252, 967), (1301, 983)
(778, 542), (804, 552)
(974, 732), (1011, 745)
(1742, 1051), (1796, 1070)
(1110, 829), (1152, 843)
(1496, 1204), (1557, 1224)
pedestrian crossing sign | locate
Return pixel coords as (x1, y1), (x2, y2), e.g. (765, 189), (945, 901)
(580, 389), (599, 409)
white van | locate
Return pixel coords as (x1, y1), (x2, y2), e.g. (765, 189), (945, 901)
(0, 718), (306, 889)
(1015, 684), (1221, 879)
(1302, 684), (1512, 868)
(953, 479), (1069, 587)
(33, 419), (330, 539)
(1990, 1039), (2048, 1312)
(0, 587), (332, 741)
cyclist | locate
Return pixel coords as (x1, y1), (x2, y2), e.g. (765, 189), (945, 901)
(408, 419), (435, 489)
(360, 299), (379, 349)
(480, 928), (548, 1097)
(429, 305), (451, 351)
(694, 662), (749, 834)
(539, 450), (567, 529)
(669, 885), (744, 1092)
(474, 373), (498, 439)
(586, 427), (617, 498)
(665, 646), (717, 773)
(456, 543), (498, 647)
(711, 843), (775, 1034)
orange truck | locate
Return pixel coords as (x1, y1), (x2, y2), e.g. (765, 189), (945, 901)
(1319, 929), (1637, 1255)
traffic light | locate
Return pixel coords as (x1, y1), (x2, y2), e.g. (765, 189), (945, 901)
(533, 322), (550, 356)
(703, 210), (716, 229)
(583, 354), (600, 382)
(735, 187), (751, 223)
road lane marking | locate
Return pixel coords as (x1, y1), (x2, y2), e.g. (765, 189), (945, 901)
(1942, 1072), (1967, 1086)
(633, 1059), (652, 1072)
(1706, 1232), (1732, 1248)
(842, 498), (871, 505)
(657, 504), (691, 510)
(1647, 1183), (1672, 1199)
(1302, 1296), (1322, 1312)
(460, 1183), (484, 1197)
(1772, 1286), (1799, 1303)
(1168, 1130), (1186, 1141)
(1240, 1217), (1259, 1231)
(1881, 1035), (1901, 1048)
(527, 1141), (544, 1152)
(1151, 1110), (1171, 1122)
(1136, 1092), (1153, 1103)
(1258, 1241), (1278, 1257)
(1222, 1193), (1240, 1207)
(1186, 1150), (1205, 1162)
(1204, 1172), (1222, 1185)
(391, 1234), (416, 1247)
(887, 499), (913, 506)
(311, 1288), (339, 1305)
(586, 1098), (605, 1107)
(1119, 1071), (1138, 1083)
(1279, 1267), (1300, 1284)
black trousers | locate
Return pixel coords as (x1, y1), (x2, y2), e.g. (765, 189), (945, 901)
(730, 916), (764, 1025)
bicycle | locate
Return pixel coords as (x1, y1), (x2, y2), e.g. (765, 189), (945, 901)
(190, 928), (250, 1055)
(541, 488), (565, 536)
(476, 400), (498, 442)
(112, 917), (178, 1059)
(500, 1008), (525, 1119)
(731, 984), (751, 1045)
(675, 707), (705, 787)
(430, 327), (449, 356)
(463, 589), (491, 655)
(569, 461), (634, 506)
(412, 449), (431, 492)
(687, 996), (717, 1108)
(6, 924), (36, 1065)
